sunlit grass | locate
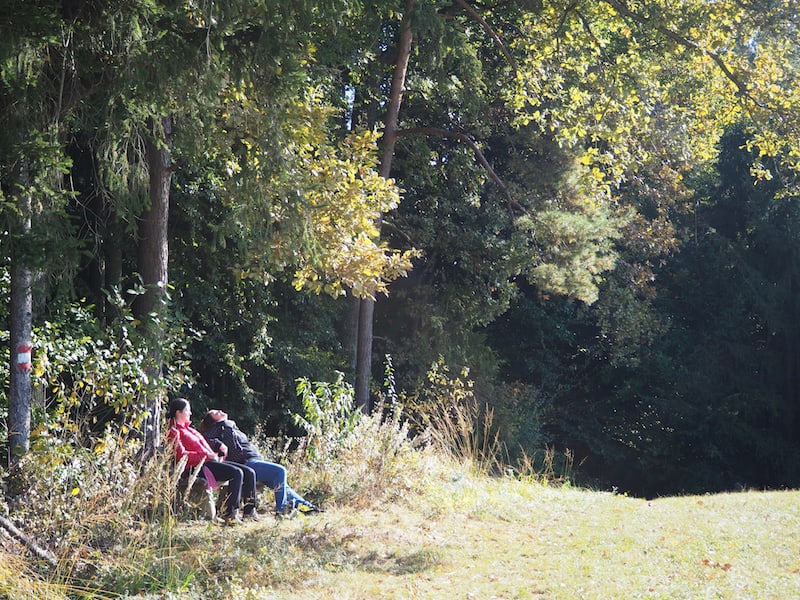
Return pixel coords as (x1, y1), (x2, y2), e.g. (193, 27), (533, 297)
(78, 456), (794, 600)
(3, 381), (798, 600)
(3, 452), (799, 599)
(264, 480), (799, 600)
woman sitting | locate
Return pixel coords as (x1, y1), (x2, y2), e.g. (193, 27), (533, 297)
(167, 398), (259, 523)
(200, 409), (322, 515)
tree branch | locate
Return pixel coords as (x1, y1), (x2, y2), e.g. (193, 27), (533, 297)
(603, 0), (752, 100)
(0, 515), (58, 569)
(449, 0), (518, 76)
(395, 126), (524, 213)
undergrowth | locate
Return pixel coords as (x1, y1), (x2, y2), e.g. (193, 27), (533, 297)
(0, 359), (565, 598)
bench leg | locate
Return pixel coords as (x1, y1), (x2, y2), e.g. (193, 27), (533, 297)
(177, 481), (217, 520)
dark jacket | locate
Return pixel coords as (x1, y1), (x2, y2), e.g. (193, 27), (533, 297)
(202, 419), (262, 464)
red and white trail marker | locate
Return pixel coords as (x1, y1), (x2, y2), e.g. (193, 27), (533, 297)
(16, 343), (32, 371)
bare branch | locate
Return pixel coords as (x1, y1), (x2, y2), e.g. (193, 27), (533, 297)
(0, 515), (58, 569)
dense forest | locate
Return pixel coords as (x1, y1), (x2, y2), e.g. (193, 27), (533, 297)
(2, 0), (800, 498)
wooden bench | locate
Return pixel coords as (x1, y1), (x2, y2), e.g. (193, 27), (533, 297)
(175, 463), (230, 520)
(175, 464), (267, 520)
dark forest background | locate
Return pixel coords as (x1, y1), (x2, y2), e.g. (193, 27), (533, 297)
(3, 0), (800, 499)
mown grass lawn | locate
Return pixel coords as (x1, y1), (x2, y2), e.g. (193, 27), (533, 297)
(158, 465), (800, 600)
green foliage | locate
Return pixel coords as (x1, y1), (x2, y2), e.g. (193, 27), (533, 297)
(510, 2), (741, 183)
(170, 158), (356, 430)
(2, 0), (800, 512)
(518, 203), (624, 305)
(484, 123), (800, 496)
(293, 372), (362, 466)
(213, 86), (417, 298)
(0, 120), (77, 276)
(481, 380), (548, 468)
(291, 365), (421, 506)
(646, 125), (800, 491)
(19, 293), (196, 454)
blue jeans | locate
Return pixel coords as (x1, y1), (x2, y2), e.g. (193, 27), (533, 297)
(245, 459), (314, 512)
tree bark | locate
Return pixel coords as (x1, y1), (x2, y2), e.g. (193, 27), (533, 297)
(134, 115), (173, 453)
(354, 0), (415, 412)
(355, 296), (375, 411)
(8, 166), (33, 466)
(342, 295), (361, 373)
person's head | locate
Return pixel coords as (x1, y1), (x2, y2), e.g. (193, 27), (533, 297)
(199, 409), (227, 433)
(168, 398), (192, 424)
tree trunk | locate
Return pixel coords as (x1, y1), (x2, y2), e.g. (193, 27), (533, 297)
(86, 181), (123, 324)
(134, 115), (173, 453)
(354, 0), (415, 412)
(8, 166), (33, 466)
(341, 295), (361, 373)
(355, 297), (375, 411)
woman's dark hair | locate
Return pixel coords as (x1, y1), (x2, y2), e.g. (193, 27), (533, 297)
(168, 398), (189, 421)
(199, 411), (217, 433)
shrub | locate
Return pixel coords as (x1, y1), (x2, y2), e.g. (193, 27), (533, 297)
(293, 371), (362, 468)
(290, 364), (424, 508)
(0, 296), (199, 596)
(3, 418), (197, 596)
(406, 358), (501, 475)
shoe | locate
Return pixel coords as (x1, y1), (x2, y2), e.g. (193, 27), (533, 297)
(297, 504), (324, 515)
(221, 510), (242, 525)
(243, 510), (260, 521)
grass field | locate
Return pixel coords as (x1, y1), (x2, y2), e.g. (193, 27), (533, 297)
(2, 458), (799, 599)
(153, 463), (800, 600)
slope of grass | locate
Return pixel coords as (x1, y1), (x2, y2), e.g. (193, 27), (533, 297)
(111, 460), (800, 600)
(2, 437), (798, 600)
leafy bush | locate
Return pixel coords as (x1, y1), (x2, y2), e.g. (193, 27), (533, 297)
(290, 364), (424, 507)
(29, 294), (195, 444)
(1, 296), (198, 595)
(4, 421), (191, 596)
(293, 371), (362, 467)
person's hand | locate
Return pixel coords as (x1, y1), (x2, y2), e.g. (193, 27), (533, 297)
(218, 443), (228, 459)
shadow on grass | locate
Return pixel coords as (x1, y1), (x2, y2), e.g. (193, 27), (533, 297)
(282, 527), (442, 576)
(360, 548), (441, 575)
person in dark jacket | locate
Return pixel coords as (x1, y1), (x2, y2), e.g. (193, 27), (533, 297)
(199, 409), (322, 515)
(167, 398), (259, 523)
